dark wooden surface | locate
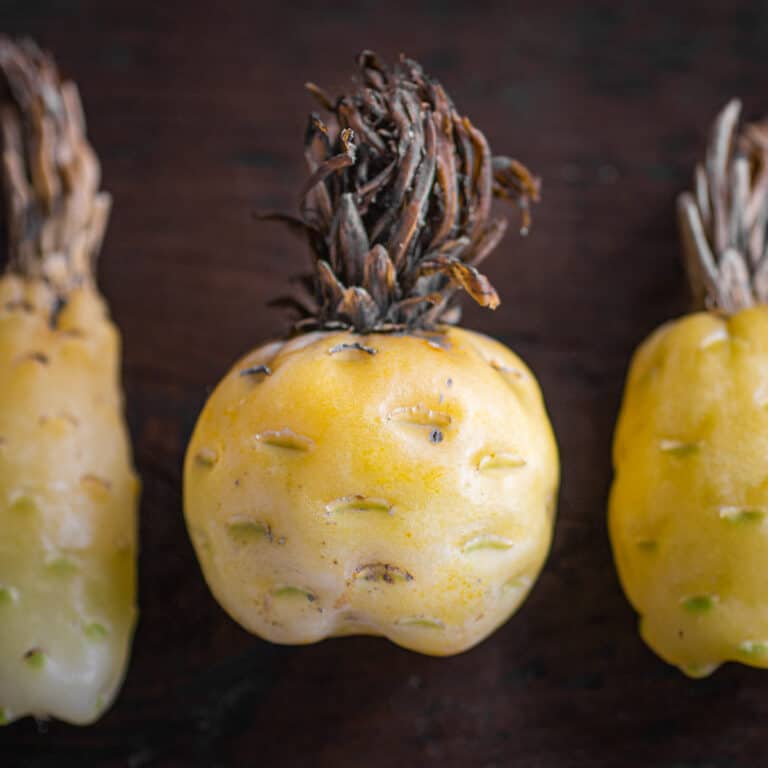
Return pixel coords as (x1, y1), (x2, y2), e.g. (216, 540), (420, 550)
(1, 1), (766, 766)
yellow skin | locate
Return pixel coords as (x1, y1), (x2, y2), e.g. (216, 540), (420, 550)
(610, 306), (768, 676)
(185, 326), (558, 656)
(0, 275), (138, 724)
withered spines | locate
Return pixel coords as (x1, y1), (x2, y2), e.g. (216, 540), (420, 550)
(679, 99), (768, 314)
(268, 51), (540, 334)
(0, 36), (110, 300)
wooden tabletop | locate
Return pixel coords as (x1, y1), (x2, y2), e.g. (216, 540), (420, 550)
(2, 1), (766, 766)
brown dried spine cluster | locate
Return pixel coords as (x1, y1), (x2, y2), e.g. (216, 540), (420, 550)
(268, 51), (540, 334)
(679, 99), (768, 314)
(0, 37), (110, 303)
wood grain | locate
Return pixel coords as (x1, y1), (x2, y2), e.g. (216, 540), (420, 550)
(2, 1), (767, 766)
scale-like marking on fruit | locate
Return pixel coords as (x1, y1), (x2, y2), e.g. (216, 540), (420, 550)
(738, 640), (768, 656)
(326, 496), (393, 516)
(719, 506), (765, 524)
(196, 447), (219, 466)
(17, 351), (49, 366)
(462, 534), (515, 553)
(476, 451), (526, 471)
(683, 663), (718, 678)
(423, 336), (451, 351)
(503, 574), (533, 592)
(227, 516), (273, 543)
(240, 364), (272, 377)
(659, 439), (701, 457)
(490, 359), (524, 378)
(81, 474), (112, 501)
(0, 585), (19, 604)
(387, 405), (452, 428)
(328, 342), (377, 356)
(254, 429), (314, 452)
(83, 622), (108, 641)
(191, 528), (213, 555)
(4, 299), (33, 312)
(353, 563), (413, 584)
(60, 327), (85, 339)
(545, 493), (558, 522)
(9, 495), (38, 516)
(681, 595), (717, 614)
(23, 649), (46, 669)
(636, 539), (658, 552)
(39, 411), (78, 429)
(272, 585), (317, 602)
(698, 326), (729, 349)
(396, 616), (445, 629)
(45, 556), (79, 576)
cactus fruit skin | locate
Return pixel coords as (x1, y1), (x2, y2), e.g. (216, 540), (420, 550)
(610, 101), (768, 677)
(0, 280), (138, 724)
(610, 308), (768, 677)
(185, 328), (558, 656)
(0, 38), (139, 724)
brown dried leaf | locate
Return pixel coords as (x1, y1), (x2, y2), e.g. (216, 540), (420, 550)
(419, 256), (499, 309)
(362, 244), (396, 309)
(316, 259), (346, 309)
(388, 114), (437, 269)
(305, 82), (335, 111)
(299, 129), (356, 216)
(334, 193), (369, 286)
(470, 218), (508, 266)
(336, 286), (380, 330)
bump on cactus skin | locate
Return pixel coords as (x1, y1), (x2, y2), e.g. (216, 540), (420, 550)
(23, 649), (46, 670)
(738, 640), (768, 657)
(84, 623), (109, 641)
(681, 595), (716, 615)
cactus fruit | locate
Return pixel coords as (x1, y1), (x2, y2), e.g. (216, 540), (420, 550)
(0, 38), (138, 723)
(610, 100), (768, 676)
(185, 53), (559, 656)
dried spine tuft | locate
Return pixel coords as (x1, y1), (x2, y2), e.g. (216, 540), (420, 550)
(679, 99), (768, 313)
(267, 51), (540, 334)
(0, 37), (110, 303)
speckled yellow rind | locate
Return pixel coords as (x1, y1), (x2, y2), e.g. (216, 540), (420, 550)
(610, 306), (768, 676)
(184, 326), (559, 656)
(0, 276), (138, 724)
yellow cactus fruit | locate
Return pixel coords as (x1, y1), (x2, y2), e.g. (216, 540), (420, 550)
(0, 39), (138, 724)
(185, 52), (559, 656)
(610, 100), (768, 676)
